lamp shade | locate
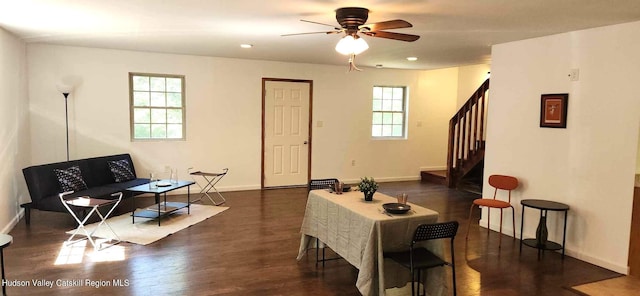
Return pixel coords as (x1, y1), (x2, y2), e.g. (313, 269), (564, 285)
(56, 83), (73, 94)
(335, 35), (369, 55)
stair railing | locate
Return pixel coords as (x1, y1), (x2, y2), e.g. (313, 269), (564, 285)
(447, 78), (490, 187)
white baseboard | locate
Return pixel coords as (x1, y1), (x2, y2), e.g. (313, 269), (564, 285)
(167, 176), (425, 195)
(564, 249), (629, 274)
(210, 184), (263, 192)
(479, 219), (629, 274)
(162, 184), (262, 195)
(340, 176), (421, 185)
(2, 208), (24, 234)
(479, 219), (518, 241)
(170, 177), (422, 194)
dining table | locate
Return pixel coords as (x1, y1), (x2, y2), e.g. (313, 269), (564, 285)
(297, 189), (447, 296)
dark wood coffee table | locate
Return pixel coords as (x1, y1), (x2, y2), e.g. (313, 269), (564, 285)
(127, 180), (195, 226)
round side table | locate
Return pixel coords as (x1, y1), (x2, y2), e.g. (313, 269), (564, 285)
(519, 199), (569, 259)
(0, 234), (12, 296)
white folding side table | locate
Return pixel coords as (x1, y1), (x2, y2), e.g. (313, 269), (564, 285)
(60, 191), (123, 251)
(0, 234), (12, 296)
(188, 168), (228, 205)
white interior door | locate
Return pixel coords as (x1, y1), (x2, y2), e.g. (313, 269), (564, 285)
(263, 80), (311, 187)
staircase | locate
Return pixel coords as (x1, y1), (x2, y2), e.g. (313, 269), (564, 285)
(421, 78), (490, 189)
(420, 170), (447, 186)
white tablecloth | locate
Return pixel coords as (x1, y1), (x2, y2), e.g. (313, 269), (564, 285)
(297, 190), (446, 296)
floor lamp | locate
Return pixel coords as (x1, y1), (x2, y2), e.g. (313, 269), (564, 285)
(57, 84), (73, 161)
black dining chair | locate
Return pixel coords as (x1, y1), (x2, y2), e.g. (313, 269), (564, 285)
(385, 221), (459, 296)
(308, 178), (339, 192)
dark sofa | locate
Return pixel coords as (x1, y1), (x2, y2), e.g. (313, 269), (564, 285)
(22, 153), (149, 225)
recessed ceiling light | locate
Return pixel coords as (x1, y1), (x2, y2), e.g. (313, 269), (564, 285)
(240, 44), (253, 49)
(406, 57), (418, 61)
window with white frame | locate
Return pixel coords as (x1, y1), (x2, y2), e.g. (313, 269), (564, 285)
(129, 73), (185, 140)
(372, 86), (407, 138)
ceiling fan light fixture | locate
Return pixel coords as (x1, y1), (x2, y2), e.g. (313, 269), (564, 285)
(335, 35), (369, 55)
(353, 36), (369, 54)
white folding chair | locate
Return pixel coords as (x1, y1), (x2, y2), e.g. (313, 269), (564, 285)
(188, 168), (228, 205)
(59, 191), (123, 251)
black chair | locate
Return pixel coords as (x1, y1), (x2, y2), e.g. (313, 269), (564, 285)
(308, 178), (339, 192)
(385, 221), (459, 296)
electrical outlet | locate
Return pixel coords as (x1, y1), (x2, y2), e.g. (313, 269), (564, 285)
(417, 121), (423, 127)
(569, 69), (580, 81)
(351, 160), (356, 166)
(317, 121), (324, 127)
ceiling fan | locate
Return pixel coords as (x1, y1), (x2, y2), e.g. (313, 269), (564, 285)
(283, 7), (420, 71)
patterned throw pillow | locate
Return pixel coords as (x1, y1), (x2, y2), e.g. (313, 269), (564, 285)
(107, 159), (135, 183)
(53, 166), (88, 192)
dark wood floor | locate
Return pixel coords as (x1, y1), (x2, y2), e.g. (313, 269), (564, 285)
(5, 181), (620, 295)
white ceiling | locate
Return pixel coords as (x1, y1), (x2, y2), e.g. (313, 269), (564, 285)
(2, 0), (640, 70)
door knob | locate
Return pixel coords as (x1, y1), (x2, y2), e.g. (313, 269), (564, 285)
(303, 141), (308, 145)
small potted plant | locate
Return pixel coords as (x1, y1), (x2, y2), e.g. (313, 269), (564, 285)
(358, 177), (378, 201)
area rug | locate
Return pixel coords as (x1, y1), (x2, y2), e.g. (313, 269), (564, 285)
(567, 276), (640, 296)
(65, 204), (228, 245)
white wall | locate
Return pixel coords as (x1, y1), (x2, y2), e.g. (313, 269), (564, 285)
(457, 64), (491, 108)
(485, 21), (640, 273)
(26, 45), (484, 194)
(414, 67), (459, 171)
(0, 28), (30, 232)
(636, 128), (640, 175)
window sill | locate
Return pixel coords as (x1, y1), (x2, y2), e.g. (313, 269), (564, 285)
(371, 137), (407, 141)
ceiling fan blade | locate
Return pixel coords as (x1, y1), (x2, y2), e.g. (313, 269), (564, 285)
(301, 19), (342, 30)
(281, 30), (342, 37)
(360, 20), (412, 32)
(362, 31), (420, 42)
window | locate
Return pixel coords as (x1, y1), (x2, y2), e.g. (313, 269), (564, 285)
(129, 73), (185, 140)
(372, 86), (407, 138)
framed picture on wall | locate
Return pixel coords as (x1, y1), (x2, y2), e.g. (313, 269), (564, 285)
(540, 93), (569, 128)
